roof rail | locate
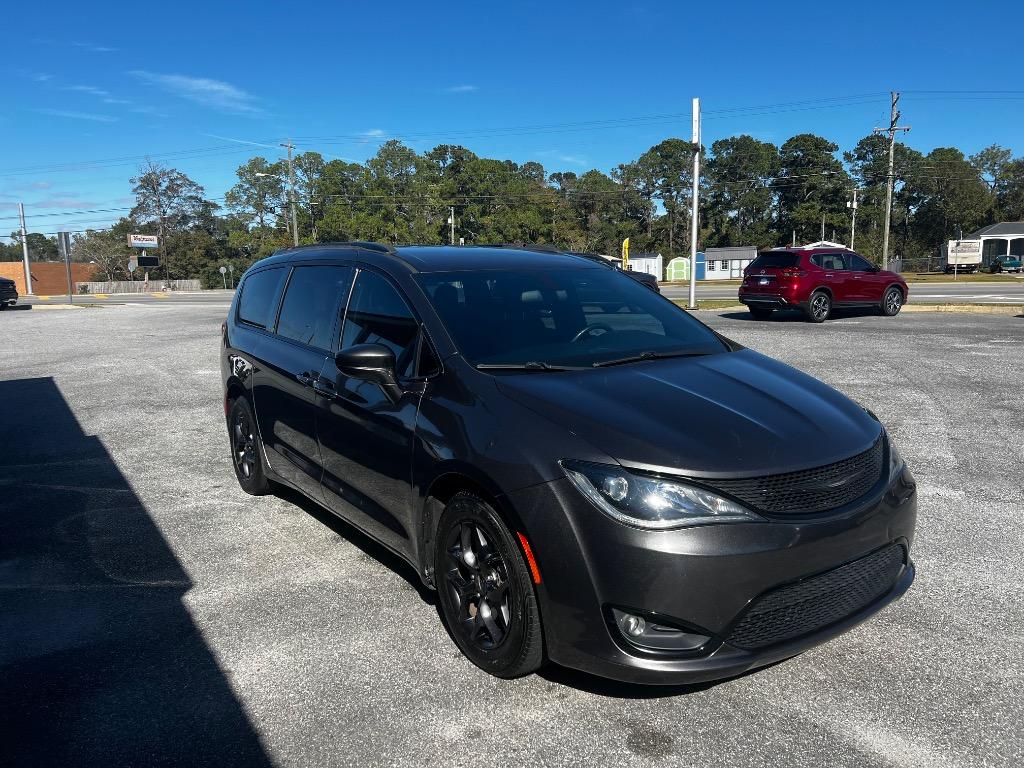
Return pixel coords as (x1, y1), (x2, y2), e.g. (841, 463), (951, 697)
(345, 241), (398, 255)
(488, 242), (571, 255)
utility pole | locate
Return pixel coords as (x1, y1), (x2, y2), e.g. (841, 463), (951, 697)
(281, 140), (299, 247)
(18, 203), (32, 295)
(847, 188), (860, 249)
(58, 231), (73, 303)
(449, 206), (456, 245)
(687, 97), (700, 310)
(873, 93), (910, 270)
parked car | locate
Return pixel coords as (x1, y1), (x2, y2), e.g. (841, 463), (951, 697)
(0, 277), (18, 308)
(738, 247), (909, 322)
(222, 243), (916, 684)
(989, 254), (1023, 273)
(569, 251), (661, 292)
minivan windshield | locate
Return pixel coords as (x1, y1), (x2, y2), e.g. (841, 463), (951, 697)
(418, 267), (727, 368)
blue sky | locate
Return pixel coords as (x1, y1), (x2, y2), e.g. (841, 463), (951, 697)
(3, 0), (1023, 239)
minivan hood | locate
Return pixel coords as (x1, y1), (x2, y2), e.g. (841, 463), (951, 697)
(495, 349), (881, 478)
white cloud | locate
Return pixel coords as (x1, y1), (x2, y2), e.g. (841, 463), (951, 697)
(72, 42), (117, 52)
(63, 85), (112, 97)
(35, 197), (98, 209)
(31, 73), (53, 82)
(129, 70), (264, 115)
(35, 108), (118, 123)
(444, 84), (478, 93)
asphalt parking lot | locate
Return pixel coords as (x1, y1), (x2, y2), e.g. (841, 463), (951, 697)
(2, 302), (1022, 767)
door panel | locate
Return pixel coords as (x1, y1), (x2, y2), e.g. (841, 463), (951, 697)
(848, 254), (884, 302)
(253, 339), (329, 499)
(316, 268), (423, 558)
(815, 253), (850, 302)
(251, 264), (354, 500)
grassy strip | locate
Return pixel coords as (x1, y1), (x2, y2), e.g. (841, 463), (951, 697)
(671, 299), (744, 310)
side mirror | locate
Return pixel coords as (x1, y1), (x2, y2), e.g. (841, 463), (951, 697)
(334, 343), (403, 402)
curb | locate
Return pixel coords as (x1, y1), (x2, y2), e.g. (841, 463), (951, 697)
(901, 303), (1022, 315)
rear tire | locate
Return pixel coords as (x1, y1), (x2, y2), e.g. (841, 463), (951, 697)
(434, 492), (544, 679)
(806, 290), (831, 323)
(748, 306), (773, 320)
(227, 396), (271, 495)
(881, 287), (903, 317)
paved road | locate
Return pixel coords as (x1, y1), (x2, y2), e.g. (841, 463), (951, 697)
(22, 289), (236, 306)
(2, 304), (1022, 767)
(660, 279), (1024, 304)
(18, 278), (1024, 307)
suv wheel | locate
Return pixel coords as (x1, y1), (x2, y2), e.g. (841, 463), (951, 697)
(748, 306), (773, 320)
(881, 287), (903, 317)
(434, 492), (544, 678)
(228, 396), (271, 495)
(806, 291), (831, 323)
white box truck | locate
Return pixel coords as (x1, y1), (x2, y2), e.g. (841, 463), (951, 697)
(940, 239), (982, 273)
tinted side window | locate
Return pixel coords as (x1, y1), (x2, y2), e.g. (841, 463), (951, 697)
(277, 265), (354, 350)
(238, 267), (286, 329)
(849, 254), (875, 272)
(816, 253), (848, 270)
(341, 270), (420, 377)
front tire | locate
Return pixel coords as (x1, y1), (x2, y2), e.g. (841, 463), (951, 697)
(227, 396), (271, 495)
(434, 492), (544, 679)
(806, 290), (831, 323)
(881, 287), (903, 317)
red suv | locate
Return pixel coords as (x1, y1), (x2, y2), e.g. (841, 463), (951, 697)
(738, 248), (909, 323)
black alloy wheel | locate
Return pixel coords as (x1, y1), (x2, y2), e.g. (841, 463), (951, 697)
(445, 521), (512, 649)
(435, 492), (544, 678)
(228, 397), (270, 495)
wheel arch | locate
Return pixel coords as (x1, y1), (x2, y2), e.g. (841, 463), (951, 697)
(419, 464), (530, 588)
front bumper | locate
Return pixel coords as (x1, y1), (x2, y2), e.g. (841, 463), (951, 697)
(509, 466), (917, 685)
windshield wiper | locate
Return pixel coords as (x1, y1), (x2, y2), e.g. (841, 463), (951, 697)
(475, 361), (582, 371)
(592, 350), (711, 368)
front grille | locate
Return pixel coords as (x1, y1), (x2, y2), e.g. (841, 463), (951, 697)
(726, 543), (905, 650)
(706, 437), (884, 515)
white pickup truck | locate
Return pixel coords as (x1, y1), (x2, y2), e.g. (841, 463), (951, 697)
(941, 239), (982, 273)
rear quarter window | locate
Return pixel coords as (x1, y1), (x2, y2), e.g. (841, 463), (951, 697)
(238, 267), (286, 329)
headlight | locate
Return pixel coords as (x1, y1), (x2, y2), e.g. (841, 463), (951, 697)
(560, 460), (762, 529)
(887, 432), (905, 481)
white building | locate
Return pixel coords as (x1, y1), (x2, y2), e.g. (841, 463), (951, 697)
(967, 223), (1024, 266)
(703, 246), (758, 279)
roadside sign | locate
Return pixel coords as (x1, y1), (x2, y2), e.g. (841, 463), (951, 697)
(128, 234), (159, 249)
(622, 237), (630, 269)
(219, 266), (227, 274)
(128, 259), (137, 273)
(137, 254), (160, 267)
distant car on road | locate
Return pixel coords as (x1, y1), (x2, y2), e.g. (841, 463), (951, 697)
(570, 252), (660, 292)
(989, 254), (1023, 273)
(0, 277), (18, 309)
(739, 247), (909, 323)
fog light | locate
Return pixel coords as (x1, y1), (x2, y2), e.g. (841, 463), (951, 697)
(620, 613), (645, 637)
(610, 607), (711, 652)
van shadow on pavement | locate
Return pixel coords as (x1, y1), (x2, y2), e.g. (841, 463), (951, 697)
(0, 377), (271, 768)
